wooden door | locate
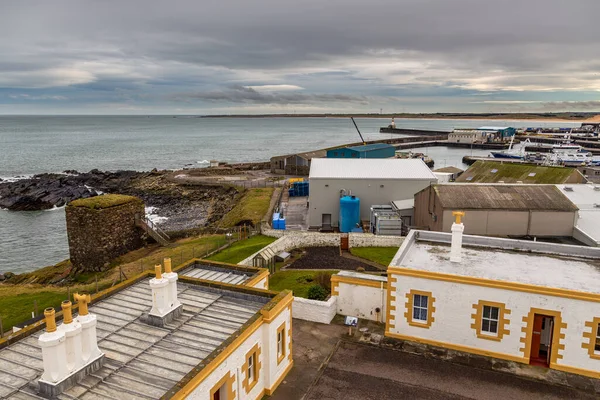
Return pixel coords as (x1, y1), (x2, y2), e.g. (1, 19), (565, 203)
(341, 235), (349, 250)
(530, 314), (544, 360)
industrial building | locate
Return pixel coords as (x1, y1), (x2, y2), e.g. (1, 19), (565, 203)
(326, 143), (396, 159)
(270, 149), (327, 175)
(558, 184), (600, 247)
(386, 226), (600, 379)
(0, 260), (292, 399)
(307, 158), (437, 230)
(448, 127), (515, 143)
(477, 126), (516, 138)
(414, 184), (578, 237)
(456, 161), (586, 184)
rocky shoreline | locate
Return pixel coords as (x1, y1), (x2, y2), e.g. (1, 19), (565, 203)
(0, 169), (241, 232)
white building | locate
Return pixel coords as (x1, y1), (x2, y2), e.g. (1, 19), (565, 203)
(557, 183), (600, 247)
(308, 158), (437, 230)
(386, 225), (600, 379)
(0, 259), (292, 399)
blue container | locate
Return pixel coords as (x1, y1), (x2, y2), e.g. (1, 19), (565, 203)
(278, 217), (286, 230)
(272, 213), (280, 229)
(339, 195), (360, 233)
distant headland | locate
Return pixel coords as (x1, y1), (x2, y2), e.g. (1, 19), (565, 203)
(200, 112), (600, 122)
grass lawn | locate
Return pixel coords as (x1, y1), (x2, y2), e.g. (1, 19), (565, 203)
(207, 235), (277, 264)
(269, 270), (339, 298)
(350, 247), (399, 267)
(219, 188), (274, 228)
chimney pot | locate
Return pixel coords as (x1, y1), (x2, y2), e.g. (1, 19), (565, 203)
(61, 301), (73, 324)
(155, 264), (162, 279)
(44, 308), (57, 333)
(164, 258), (172, 273)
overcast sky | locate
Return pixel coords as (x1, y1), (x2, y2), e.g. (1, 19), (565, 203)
(0, 0), (599, 114)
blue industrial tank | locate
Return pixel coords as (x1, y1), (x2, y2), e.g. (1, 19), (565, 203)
(339, 195), (360, 233)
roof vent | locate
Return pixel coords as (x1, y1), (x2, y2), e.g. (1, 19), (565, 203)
(594, 204), (600, 208)
(528, 173), (536, 177)
(594, 186), (600, 191)
(564, 186), (574, 192)
(517, 181), (523, 184)
(491, 169), (498, 173)
(466, 176), (473, 181)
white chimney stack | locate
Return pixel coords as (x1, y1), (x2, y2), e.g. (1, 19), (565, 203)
(39, 308), (69, 384)
(150, 265), (170, 316)
(450, 211), (465, 263)
(58, 300), (83, 373)
(162, 258), (181, 310)
(74, 293), (102, 364)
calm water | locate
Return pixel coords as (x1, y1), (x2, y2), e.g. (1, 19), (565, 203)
(0, 116), (579, 273)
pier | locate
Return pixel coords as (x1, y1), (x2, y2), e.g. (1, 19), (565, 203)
(393, 140), (510, 151)
(379, 127), (450, 135)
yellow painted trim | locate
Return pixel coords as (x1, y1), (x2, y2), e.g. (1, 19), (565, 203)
(264, 360), (294, 395)
(470, 300), (511, 341)
(170, 317), (263, 399)
(261, 291), (293, 322)
(581, 317), (600, 360)
(246, 269), (269, 288)
(404, 289), (436, 328)
(242, 343), (262, 394)
(385, 275), (397, 330)
(287, 305), (293, 363)
(551, 362), (600, 380)
(385, 330), (528, 364)
(209, 371), (236, 400)
(277, 322), (286, 365)
(331, 281), (339, 296)
(388, 266), (600, 303)
(520, 308), (566, 364)
(254, 389), (266, 400)
(331, 274), (387, 290)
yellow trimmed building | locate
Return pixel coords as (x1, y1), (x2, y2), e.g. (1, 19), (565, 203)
(386, 226), (600, 379)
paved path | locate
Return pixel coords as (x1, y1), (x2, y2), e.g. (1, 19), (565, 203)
(306, 341), (598, 400)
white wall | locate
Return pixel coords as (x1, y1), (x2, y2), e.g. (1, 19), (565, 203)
(187, 307), (292, 399)
(388, 273), (600, 373)
(335, 273), (387, 322)
(308, 178), (436, 228)
(292, 296), (337, 324)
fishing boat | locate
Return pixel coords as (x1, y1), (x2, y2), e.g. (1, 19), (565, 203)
(490, 136), (525, 160)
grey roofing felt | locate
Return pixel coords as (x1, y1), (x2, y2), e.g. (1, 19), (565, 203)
(0, 279), (267, 399)
(181, 264), (253, 285)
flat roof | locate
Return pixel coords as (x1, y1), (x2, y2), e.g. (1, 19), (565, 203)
(344, 143), (394, 152)
(392, 198), (414, 210)
(181, 262), (256, 285)
(0, 278), (269, 399)
(432, 184), (578, 211)
(557, 184), (600, 244)
(391, 230), (600, 295)
(309, 158), (438, 180)
(337, 270), (387, 283)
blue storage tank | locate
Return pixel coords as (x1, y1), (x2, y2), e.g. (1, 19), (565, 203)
(272, 213), (280, 229)
(339, 195), (360, 233)
(278, 217), (286, 230)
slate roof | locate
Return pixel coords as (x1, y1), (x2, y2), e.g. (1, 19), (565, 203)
(433, 184), (579, 211)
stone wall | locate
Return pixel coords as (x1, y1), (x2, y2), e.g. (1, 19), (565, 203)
(292, 296), (337, 324)
(66, 198), (145, 272)
(348, 233), (403, 248)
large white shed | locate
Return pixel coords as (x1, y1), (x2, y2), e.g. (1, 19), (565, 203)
(308, 158), (437, 229)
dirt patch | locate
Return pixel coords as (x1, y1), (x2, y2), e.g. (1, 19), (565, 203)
(286, 247), (380, 271)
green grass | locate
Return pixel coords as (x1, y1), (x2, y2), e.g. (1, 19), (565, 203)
(69, 194), (141, 209)
(350, 247), (399, 266)
(220, 188), (274, 227)
(207, 235), (277, 264)
(269, 270), (339, 298)
(456, 161), (578, 184)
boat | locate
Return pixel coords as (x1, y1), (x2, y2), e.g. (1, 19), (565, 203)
(490, 135), (525, 160)
(552, 150), (593, 166)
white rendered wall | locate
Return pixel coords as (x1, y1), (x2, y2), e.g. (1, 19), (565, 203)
(252, 276), (268, 290)
(308, 178), (436, 228)
(186, 307), (292, 399)
(292, 296), (337, 324)
(336, 280), (387, 322)
(389, 273), (600, 373)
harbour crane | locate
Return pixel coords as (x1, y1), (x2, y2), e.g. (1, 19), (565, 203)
(350, 117), (366, 145)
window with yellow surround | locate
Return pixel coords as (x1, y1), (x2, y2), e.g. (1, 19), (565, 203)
(404, 290), (435, 328)
(242, 343), (261, 394)
(277, 322), (286, 364)
(583, 317), (600, 359)
(471, 300), (510, 341)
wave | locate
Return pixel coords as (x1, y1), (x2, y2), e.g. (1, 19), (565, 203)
(44, 205), (66, 212)
(197, 160), (210, 164)
(145, 206), (168, 224)
(0, 174), (34, 183)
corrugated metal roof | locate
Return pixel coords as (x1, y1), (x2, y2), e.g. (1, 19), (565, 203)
(433, 184), (578, 211)
(309, 158), (438, 180)
(345, 143), (394, 152)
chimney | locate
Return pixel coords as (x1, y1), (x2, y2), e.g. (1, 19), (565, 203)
(163, 257), (181, 310)
(39, 308), (69, 384)
(450, 211), (465, 263)
(74, 293), (102, 365)
(149, 264), (170, 316)
(59, 300), (83, 373)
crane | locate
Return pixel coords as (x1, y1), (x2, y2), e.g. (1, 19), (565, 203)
(350, 117), (366, 145)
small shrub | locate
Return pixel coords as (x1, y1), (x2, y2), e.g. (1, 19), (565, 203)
(307, 285), (328, 301)
(314, 271), (332, 291)
(356, 267), (365, 272)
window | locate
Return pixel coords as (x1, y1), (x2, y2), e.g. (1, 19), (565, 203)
(242, 344), (261, 393)
(413, 294), (428, 322)
(471, 301), (510, 341)
(277, 322), (286, 364)
(405, 290), (435, 328)
(596, 324), (600, 352)
(481, 305), (499, 334)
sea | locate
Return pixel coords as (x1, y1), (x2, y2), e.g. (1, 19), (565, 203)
(0, 116), (580, 274)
